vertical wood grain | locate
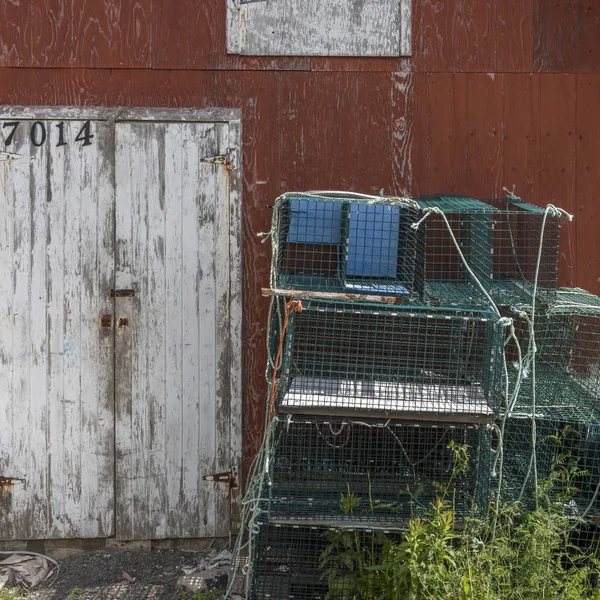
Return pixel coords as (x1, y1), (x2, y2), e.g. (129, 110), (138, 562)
(31, 0), (73, 67)
(115, 118), (240, 539)
(354, 72), (392, 194)
(410, 73), (431, 196)
(496, 0), (533, 72)
(0, 0), (31, 67)
(241, 72), (280, 474)
(539, 75), (577, 285)
(428, 73), (467, 193)
(415, 0), (460, 72)
(502, 74), (541, 205)
(72, 0), (116, 68)
(576, 76), (600, 292)
(0, 115), (114, 539)
(534, 0), (600, 73)
(392, 68), (414, 196)
(456, 1), (496, 72)
(466, 74), (504, 196)
(112, 0), (152, 68)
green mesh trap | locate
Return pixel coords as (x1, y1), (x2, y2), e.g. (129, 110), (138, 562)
(249, 522), (404, 600)
(257, 416), (491, 525)
(416, 195), (562, 307)
(270, 298), (504, 420)
(271, 192), (425, 299)
(500, 416), (600, 518)
(506, 288), (600, 422)
(269, 192), (563, 309)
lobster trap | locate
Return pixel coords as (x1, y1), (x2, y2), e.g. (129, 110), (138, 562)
(271, 192), (425, 298)
(257, 416), (491, 524)
(249, 522), (404, 600)
(269, 299), (504, 420)
(506, 288), (600, 422)
(269, 192), (564, 309)
(416, 195), (562, 307)
(500, 415), (600, 518)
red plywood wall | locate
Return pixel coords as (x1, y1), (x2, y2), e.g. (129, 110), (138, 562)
(1, 0), (599, 472)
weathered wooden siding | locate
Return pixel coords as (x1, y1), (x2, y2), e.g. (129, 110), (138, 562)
(1, 0), (599, 493)
(0, 116), (115, 539)
(114, 118), (240, 540)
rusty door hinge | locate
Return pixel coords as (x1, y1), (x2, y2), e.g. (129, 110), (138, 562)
(203, 467), (238, 489)
(111, 289), (136, 297)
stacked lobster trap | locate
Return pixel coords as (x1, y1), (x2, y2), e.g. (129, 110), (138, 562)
(239, 190), (587, 600)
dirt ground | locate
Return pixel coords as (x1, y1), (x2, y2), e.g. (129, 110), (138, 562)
(13, 546), (243, 600)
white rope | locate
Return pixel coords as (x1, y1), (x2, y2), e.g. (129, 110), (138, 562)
(411, 206), (501, 317)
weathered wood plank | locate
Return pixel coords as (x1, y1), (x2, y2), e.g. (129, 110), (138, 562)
(415, 0), (460, 72)
(213, 123), (233, 537)
(539, 76), (577, 286)
(496, 0), (533, 72)
(113, 0), (152, 68)
(76, 119), (115, 537)
(576, 76), (600, 293)
(227, 0), (410, 57)
(410, 73), (430, 196)
(227, 118), (243, 529)
(114, 122), (136, 540)
(30, 0), (72, 67)
(456, 1), (496, 72)
(241, 72), (279, 476)
(28, 124), (50, 537)
(502, 74), (541, 206)
(466, 74), (504, 196)
(534, 0), (600, 73)
(0, 0), (31, 67)
(429, 73), (468, 193)
(392, 68), (414, 196)
(163, 123), (186, 537)
(72, 0), (116, 68)
(115, 118), (241, 539)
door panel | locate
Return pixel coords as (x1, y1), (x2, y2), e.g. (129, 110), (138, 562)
(0, 117), (115, 539)
(114, 120), (238, 539)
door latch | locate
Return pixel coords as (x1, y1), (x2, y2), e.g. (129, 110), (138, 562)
(111, 289), (136, 297)
(202, 467), (238, 489)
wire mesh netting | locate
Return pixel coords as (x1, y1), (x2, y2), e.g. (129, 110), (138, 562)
(269, 298), (503, 420)
(500, 416), (600, 518)
(271, 192), (425, 298)
(506, 288), (600, 422)
(249, 523), (404, 600)
(257, 416), (491, 524)
(416, 195), (561, 308)
(269, 192), (562, 309)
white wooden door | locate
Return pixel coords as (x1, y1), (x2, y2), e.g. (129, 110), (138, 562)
(0, 108), (242, 541)
(0, 113), (115, 539)
(114, 116), (242, 540)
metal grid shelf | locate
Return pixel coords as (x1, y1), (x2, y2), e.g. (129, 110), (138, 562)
(257, 416), (491, 524)
(270, 298), (504, 420)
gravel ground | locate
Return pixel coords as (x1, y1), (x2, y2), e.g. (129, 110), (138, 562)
(19, 547), (237, 600)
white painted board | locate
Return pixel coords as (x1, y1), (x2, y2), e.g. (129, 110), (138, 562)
(114, 119), (242, 540)
(227, 0), (412, 57)
(0, 115), (115, 539)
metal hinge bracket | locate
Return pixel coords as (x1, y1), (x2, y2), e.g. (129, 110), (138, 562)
(203, 466), (238, 489)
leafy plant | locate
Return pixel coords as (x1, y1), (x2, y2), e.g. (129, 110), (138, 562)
(319, 442), (600, 600)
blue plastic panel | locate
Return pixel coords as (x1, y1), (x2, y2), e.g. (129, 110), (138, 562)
(287, 198), (343, 244)
(346, 204), (400, 278)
